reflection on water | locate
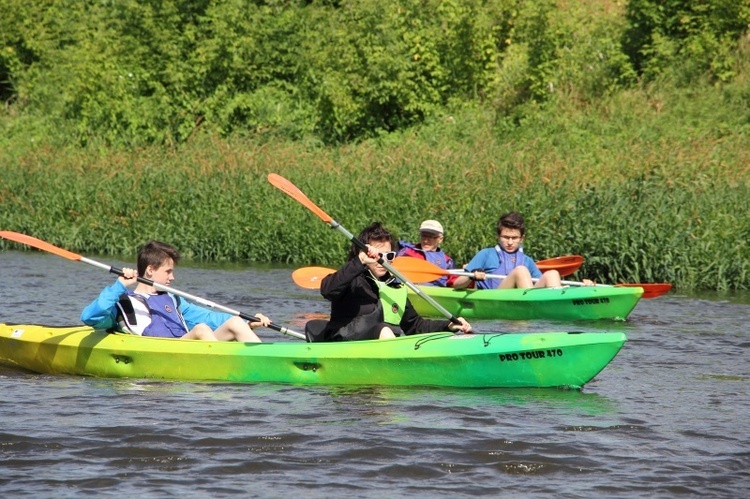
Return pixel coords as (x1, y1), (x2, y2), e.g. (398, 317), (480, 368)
(320, 384), (619, 419)
(680, 289), (750, 306)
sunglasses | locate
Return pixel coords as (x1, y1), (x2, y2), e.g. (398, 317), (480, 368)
(378, 251), (397, 262)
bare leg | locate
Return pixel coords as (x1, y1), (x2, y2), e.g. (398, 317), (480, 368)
(499, 266), (534, 289)
(184, 323), (218, 341)
(212, 316), (262, 343)
(379, 327), (396, 340)
(534, 270), (561, 288)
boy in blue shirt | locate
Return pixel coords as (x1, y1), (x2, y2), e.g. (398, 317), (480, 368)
(454, 212), (564, 290)
(81, 240), (269, 341)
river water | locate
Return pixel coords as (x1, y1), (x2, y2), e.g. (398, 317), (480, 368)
(1, 250), (748, 497)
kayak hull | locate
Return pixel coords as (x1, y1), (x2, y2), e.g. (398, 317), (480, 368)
(409, 285), (643, 321)
(0, 323), (626, 389)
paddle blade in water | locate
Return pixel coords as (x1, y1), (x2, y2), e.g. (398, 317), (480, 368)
(0, 231), (83, 261)
(616, 283), (672, 299)
(267, 174), (333, 223)
(292, 267), (335, 290)
(536, 255), (584, 277)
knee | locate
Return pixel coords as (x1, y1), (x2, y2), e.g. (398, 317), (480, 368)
(225, 316), (246, 330)
(545, 269), (561, 282)
(508, 267), (531, 280)
(379, 327), (396, 340)
(192, 323), (216, 340)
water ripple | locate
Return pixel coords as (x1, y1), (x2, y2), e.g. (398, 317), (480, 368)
(2, 251), (750, 496)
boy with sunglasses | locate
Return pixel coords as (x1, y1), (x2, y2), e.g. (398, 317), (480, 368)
(306, 222), (471, 342)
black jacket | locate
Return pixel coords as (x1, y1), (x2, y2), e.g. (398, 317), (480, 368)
(319, 257), (451, 340)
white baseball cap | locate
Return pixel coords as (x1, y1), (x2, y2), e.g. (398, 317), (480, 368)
(419, 220), (444, 235)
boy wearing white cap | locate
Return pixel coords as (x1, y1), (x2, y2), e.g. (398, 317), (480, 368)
(397, 219), (457, 287)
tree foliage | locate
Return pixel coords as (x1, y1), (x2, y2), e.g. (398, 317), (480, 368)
(0, 0), (748, 146)
(623, 0), (750, 83)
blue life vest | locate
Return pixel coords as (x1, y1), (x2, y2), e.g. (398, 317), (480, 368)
(494, 245), (526, 276)
(121, 291), (189, 338)
(399, 241), (451, 286)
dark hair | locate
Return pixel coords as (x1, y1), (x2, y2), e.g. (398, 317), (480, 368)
(137, 241), (181, 275)
(347, 222), (398, 261)
(496, 212), (526, 236)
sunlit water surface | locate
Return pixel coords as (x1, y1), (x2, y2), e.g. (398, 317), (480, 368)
(1, 251), (748, 497)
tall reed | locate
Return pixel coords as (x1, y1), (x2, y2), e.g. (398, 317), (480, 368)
(1, 85), (748, 290)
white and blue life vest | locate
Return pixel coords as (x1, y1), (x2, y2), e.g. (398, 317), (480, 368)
(116, 291), (189, 338)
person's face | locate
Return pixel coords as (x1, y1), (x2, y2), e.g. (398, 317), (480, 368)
(497, 228), (524, 252)
(146, 258), (176, 286)
(419, 231), (443, 252)
(367, 240), (392, 278)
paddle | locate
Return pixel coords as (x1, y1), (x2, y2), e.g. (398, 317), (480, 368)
(610, 282), (673, 299)
(292, 257), (583, 288)
(292, 266), (335, 290)
(391, 257), (673, 298)
(535, 255), (583, 277)
(267, 173), (467, 327)
(0, 231), (305, 340)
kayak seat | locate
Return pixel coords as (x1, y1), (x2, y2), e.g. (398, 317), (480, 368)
(304, 319), (328, 343)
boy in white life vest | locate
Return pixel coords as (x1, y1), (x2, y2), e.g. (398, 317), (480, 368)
(81, 240), (269, 341)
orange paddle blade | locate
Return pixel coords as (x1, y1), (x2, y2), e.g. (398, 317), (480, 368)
(391, 257), (450, 283)
(0, 231), (82, 261)
(536, 255), (584, 277)
(615, 283), (672, 299)
(292, 266), (336, 290)
(267, 174), (333, 223)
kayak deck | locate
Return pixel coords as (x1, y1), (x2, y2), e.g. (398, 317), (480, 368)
(0, 323), (626, 389)
(409, 285), (643, 321)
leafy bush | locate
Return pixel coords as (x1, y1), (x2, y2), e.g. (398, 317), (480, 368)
(623, 0), (750, 83)
(7, 0), (745, 145)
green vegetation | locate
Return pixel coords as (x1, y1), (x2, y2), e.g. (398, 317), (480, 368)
(1, 0), (749, 290)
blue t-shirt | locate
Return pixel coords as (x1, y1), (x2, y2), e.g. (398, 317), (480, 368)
(465, 247), (541, 289)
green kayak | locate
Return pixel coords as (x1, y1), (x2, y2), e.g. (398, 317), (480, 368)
(0, 323), (626, 389)
(408, 285), (643, 321)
